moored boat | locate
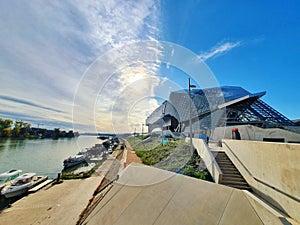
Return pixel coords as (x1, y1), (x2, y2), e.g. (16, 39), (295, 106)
(97, 135), (108, 140)
(1, 173), (47, 198)
(0, 169), (22, 191)
(63, 154), (87, 168)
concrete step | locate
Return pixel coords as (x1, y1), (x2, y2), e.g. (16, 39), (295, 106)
(215, 152), (251, 191)
(216, 159), (231, 162)
(221, 182), (249, 188)
(220, 167), (240, 172)
(221, 179), (249, 185)
(219, 164), (237, 168)
(224, 184), (252, 191)
(215, 153), (227, 156)
(222, 172), (242, 177)
(216, 161), (234, 165)
(222, 179), (248, 185)
(222, 173), (244, 178)
(222, 173), (243, 178)
(222, 177), (245, 183)
(215, 156), (229, 160)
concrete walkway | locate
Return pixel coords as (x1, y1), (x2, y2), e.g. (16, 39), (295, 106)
(0, 177), (103, 225)
(83, 163), (291, 225)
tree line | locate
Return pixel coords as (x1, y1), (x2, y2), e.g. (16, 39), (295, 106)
(0, 118), (76, 139)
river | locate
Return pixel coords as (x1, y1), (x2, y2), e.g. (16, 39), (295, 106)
(0, 135), (102, 178)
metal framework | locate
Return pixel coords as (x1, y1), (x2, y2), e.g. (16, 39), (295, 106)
(146, 86), (296, 134)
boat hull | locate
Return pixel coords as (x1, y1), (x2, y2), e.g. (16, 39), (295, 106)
(1, 176), (47, 198)
(3, 188), (28, 198)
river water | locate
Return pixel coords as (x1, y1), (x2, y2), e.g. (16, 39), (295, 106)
(0, 135), (101, 178)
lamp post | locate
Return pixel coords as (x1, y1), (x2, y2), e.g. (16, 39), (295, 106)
(188, 77), (196, 155)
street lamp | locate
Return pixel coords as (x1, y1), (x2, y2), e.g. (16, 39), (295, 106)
(188, 77), (196, 155)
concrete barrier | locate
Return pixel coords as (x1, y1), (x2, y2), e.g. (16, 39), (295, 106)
(187, 138), (223, 183)
(213, 125), (300, 143)
(222, 139), (300, 222)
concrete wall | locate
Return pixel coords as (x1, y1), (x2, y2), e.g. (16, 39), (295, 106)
(212, 125), (300, 143)
(188, 138), (222, 183)
(222, 139), (300, 222)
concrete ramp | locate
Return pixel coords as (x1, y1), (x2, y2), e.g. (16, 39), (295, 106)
(83, 163), (287, 225)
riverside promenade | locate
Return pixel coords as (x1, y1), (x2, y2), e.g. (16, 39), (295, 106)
(1, 139), (298, 225)
(0, 140), (141, 225)
(0, 177), (102, 224)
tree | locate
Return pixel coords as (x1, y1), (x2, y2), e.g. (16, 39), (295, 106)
(2, 127), (12, 137)
(11, 120), (31, 138)
(60, 130), (66, 138)
(0, 119), (13, 137)
(53, 128), (60, 139)
(67, 130), (74, 138)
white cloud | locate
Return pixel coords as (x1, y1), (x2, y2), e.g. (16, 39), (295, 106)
(0, 0), (162, 132)
(198, 41), (241, 61)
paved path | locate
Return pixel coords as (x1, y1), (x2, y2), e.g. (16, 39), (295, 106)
(0, 177), (102, 225)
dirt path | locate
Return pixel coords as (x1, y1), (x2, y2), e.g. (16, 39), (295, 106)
(124, 140), (142, 165)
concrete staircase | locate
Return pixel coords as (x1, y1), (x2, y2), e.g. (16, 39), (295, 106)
(213, 151), (251, 191)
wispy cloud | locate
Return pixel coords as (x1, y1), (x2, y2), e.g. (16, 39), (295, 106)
(0, 0), (161, 132)
(0, 95), (64, 113)
(199, 41), (241, 61)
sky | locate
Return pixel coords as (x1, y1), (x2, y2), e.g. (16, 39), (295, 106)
(0, 1), (299, 133)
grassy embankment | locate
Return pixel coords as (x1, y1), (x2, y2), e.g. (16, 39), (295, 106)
(126, 135), (211, 180)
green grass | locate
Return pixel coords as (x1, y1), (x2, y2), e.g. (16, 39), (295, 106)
(126, 136), (212, 181)
(135, 141), (179, 165)
(126, 136), (162, 151)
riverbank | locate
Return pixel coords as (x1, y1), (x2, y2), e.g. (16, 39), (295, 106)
(0, 138), (143, 224)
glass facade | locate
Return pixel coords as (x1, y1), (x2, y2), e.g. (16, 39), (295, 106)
(146, 86), (296, 134)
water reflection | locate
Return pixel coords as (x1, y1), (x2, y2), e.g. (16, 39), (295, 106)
(6, 139), (26, 150)
(0, 138), (9, 151)
(0, 136), (100, 178)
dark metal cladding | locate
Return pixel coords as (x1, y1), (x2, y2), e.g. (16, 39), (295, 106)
(146, 86), (295, 134)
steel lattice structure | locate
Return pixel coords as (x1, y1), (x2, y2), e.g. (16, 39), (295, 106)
(146, 86), (296, 134)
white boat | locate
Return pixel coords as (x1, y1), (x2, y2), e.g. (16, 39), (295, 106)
(63, 154), (87, 168)
(1, 173), (47, 198)
(0, 169), (22, 190)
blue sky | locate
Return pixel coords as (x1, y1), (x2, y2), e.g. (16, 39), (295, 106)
(160, 1), (300, 120)
(0, 1), (299, 132)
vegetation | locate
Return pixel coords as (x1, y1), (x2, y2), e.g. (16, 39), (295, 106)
(0, 118), (76, 139)
(137, 134), (150, 140)
(135, 141), (179, 165)
(181, 152), (212, 180)
(127, 136), (212, 181)
(61, 169), (95, 179)
(126, 136), (162, 151)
